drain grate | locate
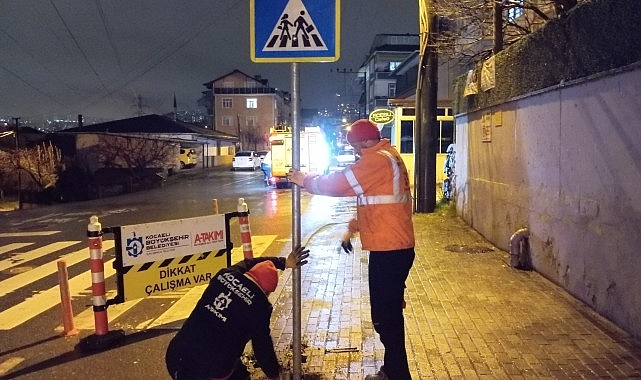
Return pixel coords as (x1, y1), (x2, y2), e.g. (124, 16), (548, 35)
(444, 244), (495, 254)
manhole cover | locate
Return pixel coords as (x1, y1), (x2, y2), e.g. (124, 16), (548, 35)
(444, 245), (495, 253)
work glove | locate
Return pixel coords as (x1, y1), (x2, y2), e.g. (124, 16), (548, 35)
(339, 231), (353, 254)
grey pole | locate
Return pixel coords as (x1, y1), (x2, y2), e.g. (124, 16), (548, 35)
(13, 117), (22, 210)
(290, 62), (302, 380)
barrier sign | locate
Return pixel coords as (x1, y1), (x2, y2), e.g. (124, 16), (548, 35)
(117, 214), (229, 301)
(120, 251), (227, 301)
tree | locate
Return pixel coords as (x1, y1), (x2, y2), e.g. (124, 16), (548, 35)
(434, 0), (578, 67)
(96, 134), (176, 175)
(0, 142), (62, 192)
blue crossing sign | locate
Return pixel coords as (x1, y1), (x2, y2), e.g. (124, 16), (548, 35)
(250, 0), (340, 62)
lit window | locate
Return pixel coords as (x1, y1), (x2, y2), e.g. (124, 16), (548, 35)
(389, 61), (401, 71)
(507, 0), (523, 21)
(246, 98), (257, 109)
(222, 98), (232, 108)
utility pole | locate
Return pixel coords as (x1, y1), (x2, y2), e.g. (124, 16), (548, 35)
(415, 0), (439, 213)
(12, 117), (22, 210)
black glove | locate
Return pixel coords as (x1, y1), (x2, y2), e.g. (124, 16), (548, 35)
(339, 231), (353, 254)
(340, 239), (353, 254)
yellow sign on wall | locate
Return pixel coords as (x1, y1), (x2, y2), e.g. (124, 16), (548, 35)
(369, 109), (395, 125)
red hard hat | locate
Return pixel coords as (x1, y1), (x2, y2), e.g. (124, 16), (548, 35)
(346, 119), (381, 144)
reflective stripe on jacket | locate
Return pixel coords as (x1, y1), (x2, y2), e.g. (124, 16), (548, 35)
(304, 139), (414, 251)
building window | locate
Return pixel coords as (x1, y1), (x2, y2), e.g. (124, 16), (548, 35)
(507, 0), (523, 21)
(222, 115), (233, 126)
(245, 80), (256, 88)
(389, 61), (401, 71)
(246, 98), (257, 109)
(400, 120), (413, 154)
(439, 120), (455, 153)
(388, 83), (396, 98)
(223, 80), (234, 88)
(222, 98), (232, 108)
(246, 116), (257, 127)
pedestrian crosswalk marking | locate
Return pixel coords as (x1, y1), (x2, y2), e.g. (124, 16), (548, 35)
(263, 0), (327, 52)
(57, 289), (144, 332)
(0, 257), (116, 330)
(0, 231), (60, 238)
(0, 243), (33, 255)
(0, 241), (79, 272)
(2, 235), (278, 331)
(0, 241), (113, 298)
(144, 283), (208, 329)
(0, 357), (25, 376)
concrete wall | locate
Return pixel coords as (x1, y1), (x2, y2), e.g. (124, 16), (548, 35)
(454, 64), (641, 340)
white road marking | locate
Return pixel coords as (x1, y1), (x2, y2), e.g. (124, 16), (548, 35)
(0, 231), (60, 237)
(0, 257), (116, 330)
(0, 243), (33, 255)
(0, 357), (25, 376)
(57, 289), (144, 332)
(143, 284), (207, 329)
(0, 241), (114, 298)
(0, 241), (79, 272)
(2, 235), (277, 331)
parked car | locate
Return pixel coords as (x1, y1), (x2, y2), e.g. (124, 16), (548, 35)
(179, 148), (197, 169)
(257, 150), (269, 162)
(232, 151), (261, 171)
(335, 148), (357, 166)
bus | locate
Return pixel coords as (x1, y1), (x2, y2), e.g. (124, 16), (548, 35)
(387, 105), (455, 186)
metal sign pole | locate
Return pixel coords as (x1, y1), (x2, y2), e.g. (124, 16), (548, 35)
(290, 61), (302, 380)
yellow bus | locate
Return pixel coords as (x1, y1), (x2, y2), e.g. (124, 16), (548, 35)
(385, 105), (454, 186)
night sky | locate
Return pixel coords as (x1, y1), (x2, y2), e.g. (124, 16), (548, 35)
(0, 1), (418, 123)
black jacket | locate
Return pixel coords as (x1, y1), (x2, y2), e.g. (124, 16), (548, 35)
(166, 256), (286, 378)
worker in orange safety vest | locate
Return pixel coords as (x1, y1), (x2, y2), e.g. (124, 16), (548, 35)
(288, 119), (415, 380)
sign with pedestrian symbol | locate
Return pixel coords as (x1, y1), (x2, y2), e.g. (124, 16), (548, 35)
(251, 0), (340, 62)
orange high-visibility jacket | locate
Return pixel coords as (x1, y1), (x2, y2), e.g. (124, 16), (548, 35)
(303, 139), (415, 251)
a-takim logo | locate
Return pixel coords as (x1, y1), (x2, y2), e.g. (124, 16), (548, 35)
(194, 230), (224, 245)
(213, 292), (232, 311)
(263, 0), (327, 51)
(126, 232), (144, 258)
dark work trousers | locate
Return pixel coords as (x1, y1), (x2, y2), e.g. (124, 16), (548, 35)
(369, 248), (415, 380)
(165, 345), (250, 380)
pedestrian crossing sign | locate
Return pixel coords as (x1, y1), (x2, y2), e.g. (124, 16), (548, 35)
(250, 0), (340, 62)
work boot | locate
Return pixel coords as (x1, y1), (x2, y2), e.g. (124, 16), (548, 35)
(365, 366), (389, 380)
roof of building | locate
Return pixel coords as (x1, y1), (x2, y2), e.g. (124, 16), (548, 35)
(203, 69), (269, 88)
(60, 114), (238, 141)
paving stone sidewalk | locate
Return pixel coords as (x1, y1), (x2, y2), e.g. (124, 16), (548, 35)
(249, 206), (641, 379)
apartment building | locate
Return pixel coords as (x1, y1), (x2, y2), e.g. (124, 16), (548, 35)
(201, 70), (291, 152)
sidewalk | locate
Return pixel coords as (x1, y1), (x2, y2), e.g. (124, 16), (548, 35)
(253, 205), (641, 379)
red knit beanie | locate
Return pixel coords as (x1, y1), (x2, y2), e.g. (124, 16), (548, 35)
(247, 261), (278, 293)
(346, 119), (381, 144)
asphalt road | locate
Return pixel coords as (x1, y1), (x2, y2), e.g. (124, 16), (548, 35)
(0, 166), (355, 379)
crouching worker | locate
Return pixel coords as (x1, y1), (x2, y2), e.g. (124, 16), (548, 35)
(166, 246), (310, 380)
